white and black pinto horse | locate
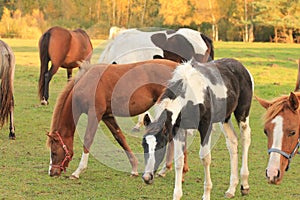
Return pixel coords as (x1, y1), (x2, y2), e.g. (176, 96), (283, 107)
(0, 40), (15, 139)
(142, 58), (254, 200)
(99, 27), (214, 131)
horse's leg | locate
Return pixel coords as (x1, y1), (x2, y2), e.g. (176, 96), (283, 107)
(158, 139), (174, 177)
(239, 117), (251, 195)
(67, 68), (72, 81)
(8, 96), (15, 140)
(158, 130), (189, 181)
(200, 149), (212, 200)
(199, 124), (213, 200)
(103, 116), (138, 176)
(42, 64), (59, 104)
(222, 120), (239, 198)
(70, 150), (90, 179)
(173, 128), (186, 200)
(70, 110), (100, 179)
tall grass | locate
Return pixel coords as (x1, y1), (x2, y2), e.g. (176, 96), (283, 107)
(0, 39), (299, 199)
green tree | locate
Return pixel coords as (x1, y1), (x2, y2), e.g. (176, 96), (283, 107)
(254, 0), (300, 43)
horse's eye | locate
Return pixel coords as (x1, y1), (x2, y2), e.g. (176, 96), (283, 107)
(264, 129), (268, 136)
(288, 131), (296, 137)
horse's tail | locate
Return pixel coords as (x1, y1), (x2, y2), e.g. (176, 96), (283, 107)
(38, 30), (51, 100)
(0, 41), (15, 127)
(200, 33), (214, 61)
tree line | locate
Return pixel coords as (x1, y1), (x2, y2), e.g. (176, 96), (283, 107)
(0, 0), (299, 42)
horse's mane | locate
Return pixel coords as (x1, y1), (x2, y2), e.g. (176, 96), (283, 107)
(47, 61), (92, 147)
(47, 79), (75, 147)
(263, 94), (300, 123)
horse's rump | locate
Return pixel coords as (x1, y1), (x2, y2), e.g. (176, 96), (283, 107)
(0, 40), (15, 127)
(38, 26), (93, 103)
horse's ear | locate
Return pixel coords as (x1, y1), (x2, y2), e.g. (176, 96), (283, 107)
(143, 114), (152, 127)
(255, 96), (272, 109)
(46, 132), (53, 138)
(288, 92), (299, 111)
(46, 132), (59, 141)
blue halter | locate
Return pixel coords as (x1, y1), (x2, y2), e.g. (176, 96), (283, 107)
(268, 138), (300, 171)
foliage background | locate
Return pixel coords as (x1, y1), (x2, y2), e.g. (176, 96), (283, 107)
(0, 0), (299, 42)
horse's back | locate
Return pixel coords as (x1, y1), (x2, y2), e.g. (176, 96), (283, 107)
(43, 26), (92, 67)
(99, 28), (210, 64)
(73, 59), (178, 114)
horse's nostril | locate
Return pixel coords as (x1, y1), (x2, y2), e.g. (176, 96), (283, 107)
(277, 169), (280, 178)
(265, 169), (269, 178)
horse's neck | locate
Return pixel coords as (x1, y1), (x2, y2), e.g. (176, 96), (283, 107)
(52, 95), (79, 138)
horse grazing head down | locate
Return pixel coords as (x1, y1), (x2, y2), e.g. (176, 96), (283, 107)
(256, 92), (300, 184)
(47, 131), (74, 176)
(141, 110), (172, 184)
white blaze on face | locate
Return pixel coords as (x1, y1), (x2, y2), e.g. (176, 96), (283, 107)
(144, 135), (157, 173)
(48, 151), (52, 175)
(267, 116), (284, 176)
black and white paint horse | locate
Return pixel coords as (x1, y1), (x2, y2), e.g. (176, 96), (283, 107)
(99, 27), (214, 131)
(0, 40), (15, 139)
(142, 58), (254, 200)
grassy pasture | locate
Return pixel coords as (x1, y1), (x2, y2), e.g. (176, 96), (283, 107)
(0, 39), (299, 200)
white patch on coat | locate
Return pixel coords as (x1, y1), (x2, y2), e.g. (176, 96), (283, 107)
(158, 62), (228, 125)
(144, 135), (157, 173)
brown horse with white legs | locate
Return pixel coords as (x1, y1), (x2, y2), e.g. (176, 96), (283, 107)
(0, 40), (15, 139)
(256, 59), (300, 184)
(47, 59), (191, 178)
(38, 26), (93, 105)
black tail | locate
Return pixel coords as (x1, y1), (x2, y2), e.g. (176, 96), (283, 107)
(38, 30), (51, 100)
(200, 33), (214, 61)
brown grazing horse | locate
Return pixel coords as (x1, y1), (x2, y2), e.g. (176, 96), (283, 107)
(47, 59), (188, 178)
(38, 26), (93, 105)
(256, 59), (300, 184)
(0, 40), (15, 139)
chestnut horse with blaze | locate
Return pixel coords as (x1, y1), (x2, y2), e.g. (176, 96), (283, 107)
(47, 59), (190, 178)
(38, 26), (93, 105)
(256, 59), (300, 184)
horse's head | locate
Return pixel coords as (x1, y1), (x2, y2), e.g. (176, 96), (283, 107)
(47, 131), (73, 177)
(256, 92), (300, 184)
(141, 110), (172, 184)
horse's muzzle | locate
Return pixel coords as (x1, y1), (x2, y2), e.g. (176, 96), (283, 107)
(142, 172), (154, 185)
(49, 167), (62, 177)
(266, 168), (281, 184)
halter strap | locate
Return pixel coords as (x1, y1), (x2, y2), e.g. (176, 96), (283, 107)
(268, 138), (300, 171)
(50, 131), (72, 172)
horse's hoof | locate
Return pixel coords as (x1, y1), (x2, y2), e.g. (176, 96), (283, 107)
(131, 127), (140, 132)
(9, 133), (16, 140)
(41, 99), (48, 105)
(157, 173), (166, 178)
(69, 174), (79, 180)
(130, 172), (139, 177)
(224, 192), (235, 199)
(241, 185), (250, 196)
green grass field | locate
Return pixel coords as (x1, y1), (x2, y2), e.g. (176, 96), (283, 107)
(0, 39), (299, 199)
